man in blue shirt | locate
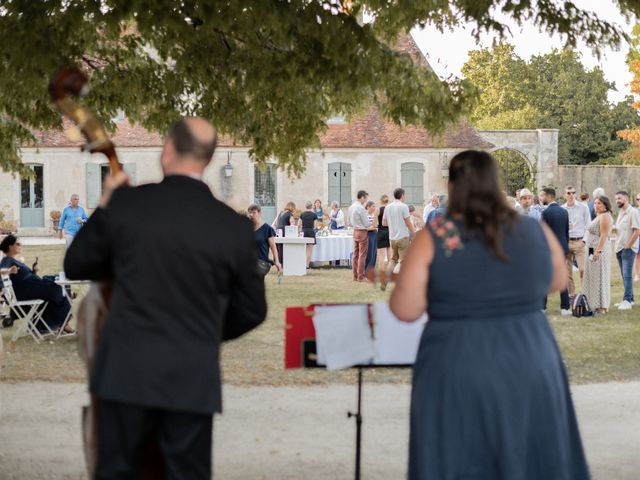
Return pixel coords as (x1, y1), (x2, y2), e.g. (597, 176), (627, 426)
(58, 194), (87, 247)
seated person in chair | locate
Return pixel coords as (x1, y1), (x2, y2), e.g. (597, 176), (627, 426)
(0, 235), (73, 333)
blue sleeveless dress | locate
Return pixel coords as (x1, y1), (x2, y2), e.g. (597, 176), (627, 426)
(409, 216), (589, 479)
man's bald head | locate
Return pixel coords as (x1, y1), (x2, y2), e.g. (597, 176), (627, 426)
(167, 117), (217, 165)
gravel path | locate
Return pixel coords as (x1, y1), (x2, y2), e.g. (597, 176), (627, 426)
(1, 381), (638, 479)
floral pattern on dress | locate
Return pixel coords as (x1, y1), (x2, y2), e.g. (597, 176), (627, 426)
(430, 217), (464, 257)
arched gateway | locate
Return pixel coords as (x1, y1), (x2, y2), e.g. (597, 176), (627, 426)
(477, 129), (559, 191)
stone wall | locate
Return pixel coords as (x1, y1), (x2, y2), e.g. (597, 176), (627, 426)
(555, 165), (640, 198)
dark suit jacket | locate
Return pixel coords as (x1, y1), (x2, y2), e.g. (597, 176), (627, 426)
(541, 202), (569, 254)
(64, 175), (267, 414)
(588, 201), (597, 220)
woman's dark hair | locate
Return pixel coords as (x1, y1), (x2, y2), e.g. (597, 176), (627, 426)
(0, 234), (18, 253)
(594, 195), (612, 213)
(447, 150), (518, 261)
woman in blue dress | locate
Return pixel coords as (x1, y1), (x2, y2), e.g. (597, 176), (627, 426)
(1, 235), (73, 334)
(390, 150), (589, 480)
(312, 199), (325, 227)
(364, 200), (378, 271)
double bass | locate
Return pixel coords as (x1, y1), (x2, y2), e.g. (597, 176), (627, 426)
(49, 68), (162, 478)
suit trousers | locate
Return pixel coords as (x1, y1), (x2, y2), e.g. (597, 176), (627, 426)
(352, 229), (369, 281)
(544, 290), (570, 311)
(95, 399), (213, 480)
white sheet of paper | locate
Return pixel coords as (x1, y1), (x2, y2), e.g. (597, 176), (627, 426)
(313, 305), (375, 370)
(372, 302), (427, 365)
(285, 226), (298, 238)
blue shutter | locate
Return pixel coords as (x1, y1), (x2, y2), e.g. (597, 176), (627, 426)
(86, 163), (101, 209)
(328, 162), (341, 205)
(401, 162), (425, 205)
(340, 163), (351, 207)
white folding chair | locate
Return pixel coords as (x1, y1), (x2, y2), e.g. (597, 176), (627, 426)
(0, 273), (49, 343)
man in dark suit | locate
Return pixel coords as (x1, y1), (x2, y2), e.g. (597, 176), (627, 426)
(65, 118), (267, 479)
(540, 187), (571, 314)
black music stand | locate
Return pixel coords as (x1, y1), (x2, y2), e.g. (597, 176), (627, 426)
(303, 341), (411, 480)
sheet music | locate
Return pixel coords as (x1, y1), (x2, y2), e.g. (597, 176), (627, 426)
(372, 303), (427, 365)
(313, 305), (375, 370)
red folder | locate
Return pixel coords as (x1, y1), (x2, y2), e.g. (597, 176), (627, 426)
(284, 306), (317, 369)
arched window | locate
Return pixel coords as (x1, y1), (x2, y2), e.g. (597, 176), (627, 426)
(401, 162), (425, 205)
(328, 162), (351, 207)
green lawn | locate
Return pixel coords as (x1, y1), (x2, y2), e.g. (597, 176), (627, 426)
(2, 244), (639, 385)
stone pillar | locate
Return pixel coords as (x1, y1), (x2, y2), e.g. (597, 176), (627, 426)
(536, 129), (558, 191)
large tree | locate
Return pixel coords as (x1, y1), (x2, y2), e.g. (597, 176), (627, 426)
(617, 24), (640, 165)
(463, 44), (640, 165)
(1, 1), (639, 176)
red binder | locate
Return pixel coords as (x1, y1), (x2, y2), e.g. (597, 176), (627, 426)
(284, 306), (317, 369)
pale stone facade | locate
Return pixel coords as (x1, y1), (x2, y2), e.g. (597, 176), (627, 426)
(0, 146), (464, 234)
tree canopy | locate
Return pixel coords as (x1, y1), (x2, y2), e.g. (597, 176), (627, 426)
(617, 24), (640, 164)
(1, 0), (640, 176)
(462, 43), (640, 165)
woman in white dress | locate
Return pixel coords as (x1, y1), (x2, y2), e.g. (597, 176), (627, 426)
(582, 196), (613, 314)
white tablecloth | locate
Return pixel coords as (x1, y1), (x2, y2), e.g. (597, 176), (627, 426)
(311, 235), (353, 262)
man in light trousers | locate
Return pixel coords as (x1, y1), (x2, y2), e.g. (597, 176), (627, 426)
(562, 185), (591, 296)
(58, 194), (88, 248)
(382, 187), (415, 277)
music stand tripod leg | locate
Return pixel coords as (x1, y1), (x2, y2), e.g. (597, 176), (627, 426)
(347, 367), (363, 480)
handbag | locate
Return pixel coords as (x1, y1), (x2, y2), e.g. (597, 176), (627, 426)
(257, 259), (272, 277)
(571, 294), (594, 317)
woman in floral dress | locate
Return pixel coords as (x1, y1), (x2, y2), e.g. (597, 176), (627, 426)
(582, 196), (613, 314)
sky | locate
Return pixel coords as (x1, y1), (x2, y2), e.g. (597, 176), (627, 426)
(411, 0), (636, 103)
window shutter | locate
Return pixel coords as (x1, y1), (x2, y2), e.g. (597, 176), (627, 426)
(328, 163), (341, 205)
(340, 163), (351, 207)
(401, 162), (425, 205)
(86, 163), (101, 209)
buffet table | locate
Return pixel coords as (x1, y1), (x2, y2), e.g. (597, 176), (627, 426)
(311, 234), (353, 263)
(275, 237), (316, 276)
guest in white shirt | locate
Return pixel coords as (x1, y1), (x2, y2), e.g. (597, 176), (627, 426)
(562, 185), (591, 296)
(348, 190), (371, 282)
(409, 205), (424, 231)
(614, 191), (640, 309)
(382, 188), (416, 278)
(422, 195), (439, 224)
(329, 201), (345, 230)
(515, 188), (541, 221)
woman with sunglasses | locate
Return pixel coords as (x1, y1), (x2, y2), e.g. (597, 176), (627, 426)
(0, 234), (73, 333)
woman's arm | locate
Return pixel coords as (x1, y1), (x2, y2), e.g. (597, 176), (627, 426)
(593, 214), (611, 262)
(541, 223), (568, 294)
(268, 236), (281, 270)
(389, 229), (434, 322)
(0, 265), (19, 275)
